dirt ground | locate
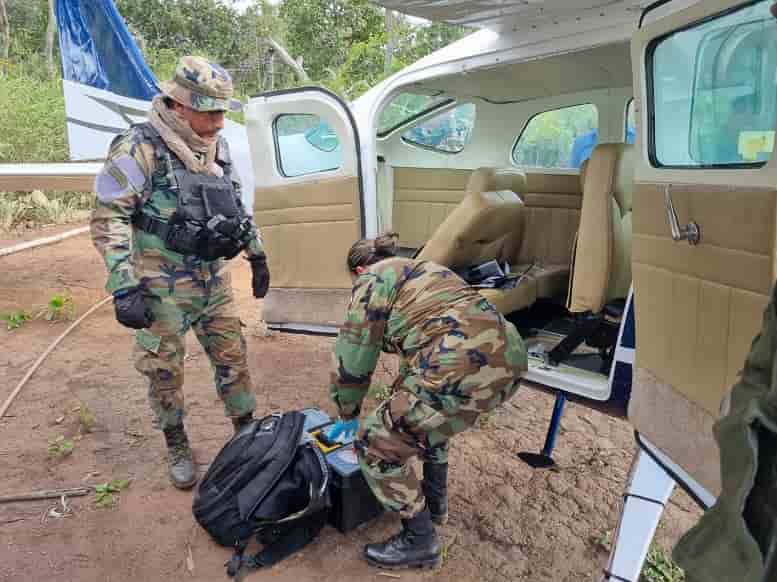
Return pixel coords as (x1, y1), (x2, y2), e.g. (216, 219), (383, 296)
(0, 226), (702, 582)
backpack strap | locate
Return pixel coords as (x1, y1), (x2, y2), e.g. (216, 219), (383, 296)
(227, 442), (330, 579)
(227, 510), (328, 579)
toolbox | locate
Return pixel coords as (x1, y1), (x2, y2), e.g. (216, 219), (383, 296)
(301, 408), (384, 533)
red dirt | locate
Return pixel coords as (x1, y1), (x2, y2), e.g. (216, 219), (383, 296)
(0, 227), (702, 581)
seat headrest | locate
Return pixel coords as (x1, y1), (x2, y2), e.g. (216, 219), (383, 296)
(585, 143), (635, 214)
(467, 167), (527, 197)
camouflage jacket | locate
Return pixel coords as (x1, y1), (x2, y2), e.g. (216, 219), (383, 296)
(674, 282), (777, 581)
(330, 258), (527, 419)
(90, 124), (264, 294)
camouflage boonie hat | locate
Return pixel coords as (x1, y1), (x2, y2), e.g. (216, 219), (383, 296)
(160, 55), (242, 112)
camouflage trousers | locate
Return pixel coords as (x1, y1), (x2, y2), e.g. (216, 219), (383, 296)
(356, 350), (522, 519)
(133, 270), (256, 430)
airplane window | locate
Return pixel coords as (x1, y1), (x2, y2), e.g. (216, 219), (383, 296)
(377, 92), (454, 136)
(274, 114), (343, 178)
(650, 0), (777, 167)
(625, 99), (636, 145)
(400, 103), (476, 154)
(512, 104), (599, 169)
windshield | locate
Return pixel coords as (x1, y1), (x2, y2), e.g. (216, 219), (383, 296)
(377, 92), (453, 136)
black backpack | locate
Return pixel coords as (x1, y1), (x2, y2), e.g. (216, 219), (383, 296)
(192, 411), (329, 578)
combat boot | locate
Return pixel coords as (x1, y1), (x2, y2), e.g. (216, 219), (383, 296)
(422, 462), (448, 525)
(231, 413), (254, 435)
(163, 424), (196, 489)
(364, 508), (441, 570)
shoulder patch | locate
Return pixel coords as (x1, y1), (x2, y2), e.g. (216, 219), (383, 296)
(95, 154), (147, 203)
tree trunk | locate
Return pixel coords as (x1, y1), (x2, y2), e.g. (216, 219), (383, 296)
(384, 9), (395, 75)
(260, 37), (310, 83)
(0, 0), (10, 62)
(45, 0), (57, 77)
(263, 48), (275, 91)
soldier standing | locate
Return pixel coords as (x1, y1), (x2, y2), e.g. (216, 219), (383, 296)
(90, 56), (270, 489)
(326, 233), (527, 569)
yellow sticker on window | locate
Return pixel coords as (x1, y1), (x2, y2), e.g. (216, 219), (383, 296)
(739, 131), (775, 162)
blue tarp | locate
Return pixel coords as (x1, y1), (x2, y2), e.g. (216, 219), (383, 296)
(56, 0), (159, 100)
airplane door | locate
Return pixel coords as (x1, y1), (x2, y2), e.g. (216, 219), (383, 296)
(629, 0), (777, 494)
(244, 88), (364, 333)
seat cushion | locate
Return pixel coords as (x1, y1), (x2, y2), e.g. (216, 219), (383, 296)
(479, 264), (569, 314)
(535, 264), (570, 299)
(479, 277), (537, 314)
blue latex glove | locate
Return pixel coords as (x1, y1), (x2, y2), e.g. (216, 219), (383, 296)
(324, 418), (359, 442)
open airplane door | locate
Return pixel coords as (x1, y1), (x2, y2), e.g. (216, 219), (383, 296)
(244, 88), (364, 333)
(629, 0), (777, 500)
(602, 2), (777, 579)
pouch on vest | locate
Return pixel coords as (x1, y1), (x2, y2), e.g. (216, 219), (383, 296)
(132, 123), (255, 262)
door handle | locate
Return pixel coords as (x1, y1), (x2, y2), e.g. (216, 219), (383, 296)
(664, 185), (700, 245)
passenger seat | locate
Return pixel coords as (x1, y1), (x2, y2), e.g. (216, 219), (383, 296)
(546, 143), (635, 366)
(418, 167), (526, 271)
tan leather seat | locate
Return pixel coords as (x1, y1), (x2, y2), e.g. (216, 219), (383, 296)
(418, 167), (527, 270)
(486, 162), (590, 313)
(419, 165), (588, 315)
(567, 143), (634, 314)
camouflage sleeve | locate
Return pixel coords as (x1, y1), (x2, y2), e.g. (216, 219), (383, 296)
(330, 275), (391, 419)
(89, 131), (151, 294)
(246, 229), (266, 258)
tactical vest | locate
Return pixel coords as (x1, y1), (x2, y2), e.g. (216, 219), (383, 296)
(131, 123), (255, 262)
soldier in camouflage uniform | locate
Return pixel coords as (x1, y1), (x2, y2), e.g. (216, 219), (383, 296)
(328, 233), (527, 569)
(90, 56), (270, 489)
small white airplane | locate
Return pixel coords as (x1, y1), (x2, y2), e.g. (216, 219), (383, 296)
(4, 1), (776, 579)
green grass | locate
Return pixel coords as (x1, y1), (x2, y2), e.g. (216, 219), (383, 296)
(38, 292), (76, 322)
(94, 479), (130, 508)
(594, 532), (684, 582)
(0, 310), (32, 330)
(641, 543), (685, 582)
(0, 72), (68, 163)
(47, 435), (75, 458)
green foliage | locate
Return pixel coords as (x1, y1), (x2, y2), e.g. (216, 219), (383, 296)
(48, 435), (75, 458)
(641, 543), (685, 582)
(114, 0), (248, 65)
(78, 404), (96, 434)
(0, 74), (67, 162)
(280, 0), (383, 84)
(94, 479), (131, 508)
(323, 32), (387, 100)
(39, 292), (75, 322)
(1, 0), (471, 169)
(513, 104), (598, 168)
(0, 310), (32, 331)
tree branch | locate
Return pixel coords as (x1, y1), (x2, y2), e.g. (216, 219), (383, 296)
(260, 37), (310, 83)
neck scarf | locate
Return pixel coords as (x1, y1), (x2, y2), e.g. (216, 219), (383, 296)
(148, 95), (221, 175)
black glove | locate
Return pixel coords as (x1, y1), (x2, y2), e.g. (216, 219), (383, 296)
(113, 287), (154, 329)
(247, 255), (270, 298)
